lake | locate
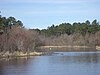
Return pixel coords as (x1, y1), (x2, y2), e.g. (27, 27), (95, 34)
(0, 52), (100, 75)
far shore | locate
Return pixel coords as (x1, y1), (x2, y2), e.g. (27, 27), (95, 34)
(39, 46), (91, 48)
(37, 45), (100, 51)
(0, 45), (100, 58)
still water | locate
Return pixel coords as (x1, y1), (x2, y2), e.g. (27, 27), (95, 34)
(0, 52), (100, 75)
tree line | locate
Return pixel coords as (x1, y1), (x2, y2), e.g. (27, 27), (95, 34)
(41, 20), (100, 36)
(0, 16), (100, 53)
(37, 19), (100, 47)
(0, 16), (23, 34)
(0, 16), (41, 53)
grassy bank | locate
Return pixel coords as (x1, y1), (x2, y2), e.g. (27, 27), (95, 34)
(0, 45), (99, 58)
(39, 46), (91, 48)
(37, 45), (97, 52)
(0, 51), (43, 58)
(96, 46), (100, 50)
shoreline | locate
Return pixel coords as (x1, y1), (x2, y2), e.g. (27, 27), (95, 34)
(0, 45), (100, 58)
(96, 46), (100, 50)
(39, 46), (91, 48)
(0, 51), (43, 58)
(37, 45), (99, 52)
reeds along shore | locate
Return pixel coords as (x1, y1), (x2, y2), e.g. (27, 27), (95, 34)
(96, 46), (100, 50)
(0, 51), (43, 58)
(37, 45), (99, 52)
(39, 46), (90, 48)
(0, 45), (100, 58)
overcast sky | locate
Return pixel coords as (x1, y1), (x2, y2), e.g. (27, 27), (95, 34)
(0, 0), (100, 29)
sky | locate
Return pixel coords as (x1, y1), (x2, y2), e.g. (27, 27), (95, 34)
(0, 0), (100, 29)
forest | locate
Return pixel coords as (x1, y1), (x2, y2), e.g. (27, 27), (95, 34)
(0, 16), (100, 54)
(39, 19), (100, 46)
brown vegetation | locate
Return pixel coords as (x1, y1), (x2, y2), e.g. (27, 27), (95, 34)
(40, 32), (100, 47)
(0, 26), (40, 55)
(0, 17), (100, 57)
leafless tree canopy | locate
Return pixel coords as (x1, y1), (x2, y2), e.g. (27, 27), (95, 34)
(40, 32), (100, 47)
(0, 26), (40, 53)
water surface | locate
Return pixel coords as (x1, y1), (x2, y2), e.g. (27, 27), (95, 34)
(0, 52), (100, 75)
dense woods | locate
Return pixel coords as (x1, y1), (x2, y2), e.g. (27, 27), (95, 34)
(41, 19), (100, 36)
(39, 19), (100, 46)
(0, 15), (100, 54)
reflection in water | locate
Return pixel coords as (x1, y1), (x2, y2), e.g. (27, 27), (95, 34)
(52, 52), (100, 63)
(0, 57), (36, 75)
(0, 52), (100, 75)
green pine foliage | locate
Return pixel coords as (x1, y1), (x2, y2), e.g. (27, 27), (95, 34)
(0, 16), (23, 33)
(40, 20), (100, 36)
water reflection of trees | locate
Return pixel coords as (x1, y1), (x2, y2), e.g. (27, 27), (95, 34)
(77, 53), (100, 63)
(49, 53), (100, 64)
(0, 57), (36, 75)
